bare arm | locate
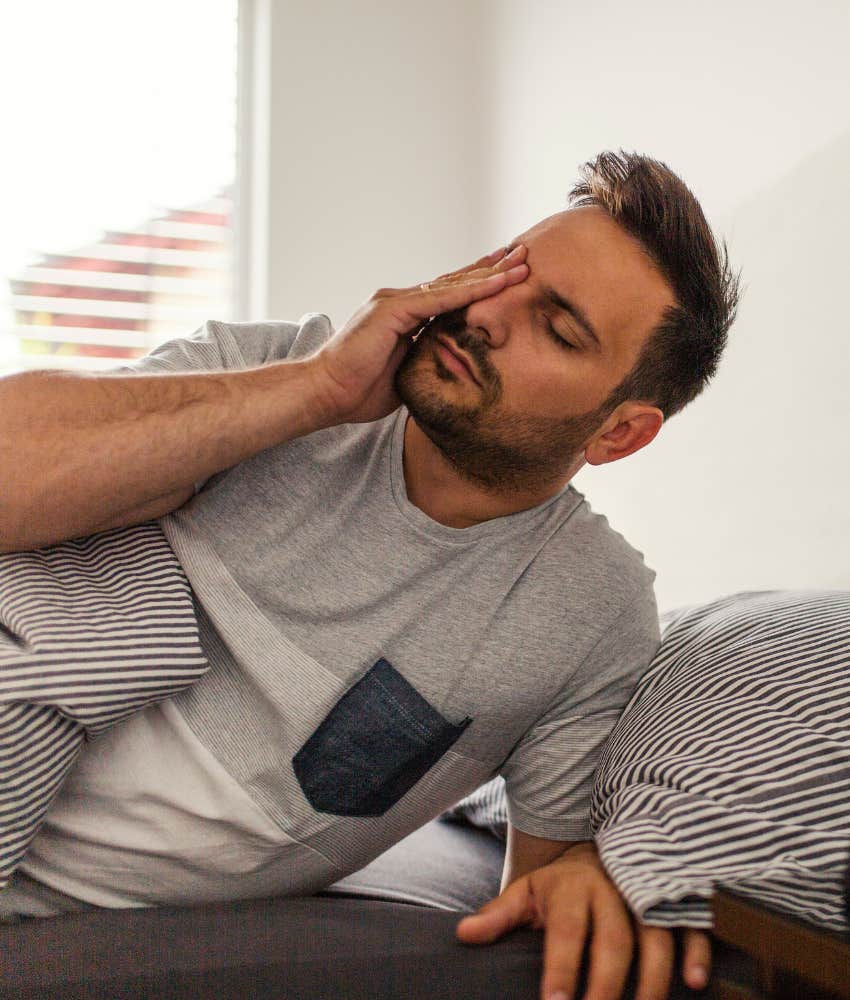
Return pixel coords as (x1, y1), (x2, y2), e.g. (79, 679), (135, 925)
(0, 245), (529, 553)
(500, 824), (577, 891)
(0, 360), (333, 552)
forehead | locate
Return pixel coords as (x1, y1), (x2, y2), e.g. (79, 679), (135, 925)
(514, 206), (676, 355)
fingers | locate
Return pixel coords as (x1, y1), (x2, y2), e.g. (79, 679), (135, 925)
(457, 855), (710, 1000)
(492, 245), (526, 271)
(455, 877), (537, 945)
(429, 244), (527, 288)
(459, 849), (633, 1000)
(634, 925), (711, 997)
(400, 259), (527, 328)
(433, 245), (511, 281)
(538, 893), (592, 1000)
(576, 888), (633, 1000)
(681, 929), (711, 992)
(632, 925), (674, 1000)
(372, 244), (528, 334)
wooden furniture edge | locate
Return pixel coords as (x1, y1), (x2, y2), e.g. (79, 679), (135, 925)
(711, 889), (850, 999)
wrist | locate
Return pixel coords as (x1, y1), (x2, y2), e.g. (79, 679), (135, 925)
(299, 356), (347, 429)
(226, 357), (341, 454)
(556, 840), (598, 864)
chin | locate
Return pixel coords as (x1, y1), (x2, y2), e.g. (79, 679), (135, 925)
(396, 347), (472, 429)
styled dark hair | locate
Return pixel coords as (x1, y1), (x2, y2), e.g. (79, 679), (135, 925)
(570, 150), (741, 419)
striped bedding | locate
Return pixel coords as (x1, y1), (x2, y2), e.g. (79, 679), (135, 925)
(593, 589), (850, 929)
(443, 590), (850, 931)
(0, 521), (209, 889)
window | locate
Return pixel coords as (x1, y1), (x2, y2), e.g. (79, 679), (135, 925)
(0, 0), (239, 374)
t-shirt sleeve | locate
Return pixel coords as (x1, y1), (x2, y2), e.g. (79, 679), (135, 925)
(498, 582), (660, 842)
(106, 318), (308, 377)
(104, 314), (333, 494)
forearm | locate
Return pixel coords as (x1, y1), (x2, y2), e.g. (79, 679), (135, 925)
(0, 247), (529, 553)
(0, 359), (332, 552)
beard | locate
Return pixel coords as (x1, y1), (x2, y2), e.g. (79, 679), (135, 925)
(393, 310), (608, 494)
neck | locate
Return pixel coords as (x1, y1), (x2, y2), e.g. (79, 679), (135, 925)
(402, 415), (577, 529)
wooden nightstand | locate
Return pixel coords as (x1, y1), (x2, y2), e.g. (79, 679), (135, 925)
(710, 890), (850, 1000)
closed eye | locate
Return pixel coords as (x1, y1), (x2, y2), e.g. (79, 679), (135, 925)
(545, 320), (577, 351)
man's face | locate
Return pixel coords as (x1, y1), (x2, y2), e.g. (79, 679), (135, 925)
(394, 206), (677, 491)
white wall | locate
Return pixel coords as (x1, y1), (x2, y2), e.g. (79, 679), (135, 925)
(242, 0), (491, 328)
(569, 131), (850, 608)
(482, 0), (850, 240)
(484, 0), (850, 608)
(251, 0), (850, 609)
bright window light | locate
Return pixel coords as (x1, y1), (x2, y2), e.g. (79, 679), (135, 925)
(0, 0), (238, 373)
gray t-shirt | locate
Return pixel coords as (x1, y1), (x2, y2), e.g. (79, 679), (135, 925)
(18, 315), (661, 908)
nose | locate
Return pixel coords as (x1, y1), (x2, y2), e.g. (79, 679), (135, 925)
(461, 281), (525, 350)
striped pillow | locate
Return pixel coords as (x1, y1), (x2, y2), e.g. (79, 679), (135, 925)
(441, 590), (850, 933)
(440, 774), (508, 841)
(592, 590), (850, 930)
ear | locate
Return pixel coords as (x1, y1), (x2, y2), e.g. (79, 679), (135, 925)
(584, 402), (664, 467)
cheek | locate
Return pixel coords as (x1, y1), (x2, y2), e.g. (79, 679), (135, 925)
(499, 356), (600, 417)
(497, 342), (555, 395)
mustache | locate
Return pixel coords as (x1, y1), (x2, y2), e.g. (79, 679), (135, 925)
(427, 309), (493, 376)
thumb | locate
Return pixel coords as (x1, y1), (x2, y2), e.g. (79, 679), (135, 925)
(456, 877), (537, 944)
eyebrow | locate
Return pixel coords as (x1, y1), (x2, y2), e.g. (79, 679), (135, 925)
(505, 241), (601, 349)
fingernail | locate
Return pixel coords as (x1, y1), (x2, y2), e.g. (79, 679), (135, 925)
(690, 965), (708, 989)
(546, 992), (569, 1000)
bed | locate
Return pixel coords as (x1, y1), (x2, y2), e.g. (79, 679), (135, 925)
(4, 589), (850, 998)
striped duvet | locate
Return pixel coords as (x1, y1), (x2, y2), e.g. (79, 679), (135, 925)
(0, 521), (208, 889)
(444, 591), (850, 930)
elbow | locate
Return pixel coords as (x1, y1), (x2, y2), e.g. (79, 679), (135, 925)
(0, 535), (29, 555)
(0, 507), (24, 553)
(0, 495), (50, 553)
(0, 525), (35, 555)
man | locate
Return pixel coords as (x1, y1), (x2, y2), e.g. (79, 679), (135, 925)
(0, 151), (738, 999)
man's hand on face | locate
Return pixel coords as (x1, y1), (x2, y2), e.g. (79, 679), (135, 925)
(307, 245), (528, 426)
(456, 841), (712, 1000)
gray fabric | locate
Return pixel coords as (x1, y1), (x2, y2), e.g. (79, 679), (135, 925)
(144, 318), (657, 831)
(0, 817), (756, 1000)
(1, 870), (95, 919)
(21, 315), (659, 907)
(2, 816), (502, 921)
(325, 817), (505, 912)
(0, 894), (550, 1000)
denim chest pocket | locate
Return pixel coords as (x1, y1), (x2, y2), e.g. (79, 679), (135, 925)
(292, 658), (472, 817)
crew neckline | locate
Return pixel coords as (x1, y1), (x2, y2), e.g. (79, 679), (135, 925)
(388, 407), (581, 545)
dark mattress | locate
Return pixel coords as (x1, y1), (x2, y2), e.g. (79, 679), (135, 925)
(2, 819), (750, 998)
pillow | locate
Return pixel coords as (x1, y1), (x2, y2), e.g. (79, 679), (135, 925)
(440, 775), (508, 841)
(442, 590), (850, 933)
(592, 590), (850, 930)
